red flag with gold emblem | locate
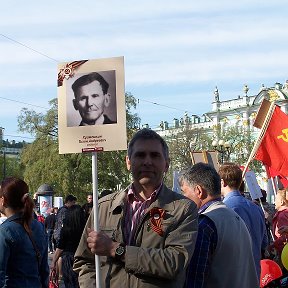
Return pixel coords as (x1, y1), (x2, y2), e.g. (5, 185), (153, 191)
(254, 106), (288, 179)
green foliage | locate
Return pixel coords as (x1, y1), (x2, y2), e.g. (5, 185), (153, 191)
(125, 92), (141, 139)
(18, 98), (58, 139)
(164, 127), (212, 187)
(0, 155), (23, 180)
(167, 128), (210, 170)
(17, 93), (140, 203)
(0, 139), (24, 181)
(213, 126), (257, 168)
(211, 125), (265, 175)
(165, 124), (264, 187)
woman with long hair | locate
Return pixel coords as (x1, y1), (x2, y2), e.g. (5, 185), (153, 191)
(0, 177), (49, 287)
(51, 204), (86, 288)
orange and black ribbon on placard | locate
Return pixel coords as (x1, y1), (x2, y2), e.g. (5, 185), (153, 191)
(57, 60), (88, 87)
(149, 207), (165, 236)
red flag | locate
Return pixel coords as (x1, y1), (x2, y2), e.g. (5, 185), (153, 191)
(254, 106), (288, 179)
(265, 165), (288, 188)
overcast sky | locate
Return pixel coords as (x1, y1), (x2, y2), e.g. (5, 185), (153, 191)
(1, 0), (287, 141)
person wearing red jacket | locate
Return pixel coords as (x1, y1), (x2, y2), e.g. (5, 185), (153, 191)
(270, 189), (288, 255)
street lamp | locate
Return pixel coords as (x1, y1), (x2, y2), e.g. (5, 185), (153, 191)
(189, 139), (197, 152)
(212, 139), (231, 164)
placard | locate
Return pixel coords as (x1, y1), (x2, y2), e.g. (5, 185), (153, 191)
(190, 151), (219, 169)
(244, 170), (263, 200)
(172, 171), (181, 194)
(57, 57), (127, 154)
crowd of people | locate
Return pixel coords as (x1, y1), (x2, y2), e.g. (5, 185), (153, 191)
(0, 128), (288, 287)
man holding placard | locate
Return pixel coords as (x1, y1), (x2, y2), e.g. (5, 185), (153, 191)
(73, 128), (198, 288)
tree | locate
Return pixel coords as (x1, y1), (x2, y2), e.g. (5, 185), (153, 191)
(165, 124), (263, 188)
(213, 125), (261, 172)
(164, 127), (212, 187)
(18, 93), (140, 203)
(18, 98), (58, 139)
(0, 139), (24, 181)
(0, 154), (23, 180)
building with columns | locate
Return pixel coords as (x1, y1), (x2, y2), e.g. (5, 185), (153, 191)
(155, 81), (288, 138)
(152, 81), (288, 201)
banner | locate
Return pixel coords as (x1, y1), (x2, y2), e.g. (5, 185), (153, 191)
(244, 170), (263, 200)
(254, 105), (288, 179)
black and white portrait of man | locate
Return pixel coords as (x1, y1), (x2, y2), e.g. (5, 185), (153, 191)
(66, 70), (117, 127)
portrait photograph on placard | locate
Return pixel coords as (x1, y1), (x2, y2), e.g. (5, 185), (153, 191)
(57, 57), (127, 154)
(66, 70), (117, 127)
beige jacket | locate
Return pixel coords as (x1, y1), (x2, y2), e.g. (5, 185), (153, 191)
(73, 184), (198, 288)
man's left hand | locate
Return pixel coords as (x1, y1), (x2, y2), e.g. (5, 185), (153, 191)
(87, 228), (119, 257)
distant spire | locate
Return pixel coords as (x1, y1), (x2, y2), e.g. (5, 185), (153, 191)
(243, 84), (249, 96)
(214, 86), (219, 102)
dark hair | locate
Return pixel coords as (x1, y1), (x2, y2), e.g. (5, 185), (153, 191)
(72, 72), (109, 96)
(64, 194), (77, 203)
(127, 128), (169, 160)
(62, 204), (86, 241)
(178, 163), (221, 196)
(0, 177), (34, 232)
(260, 189), (267, 202)
(218, 162), (242, 190)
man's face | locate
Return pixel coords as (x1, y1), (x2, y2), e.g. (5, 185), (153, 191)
(73, 80), (110, 125)
(87, 195), (93, 203)
(66, 200), (76, 208)
(126, 139), (169, 189)
(180, 181), (201, 208)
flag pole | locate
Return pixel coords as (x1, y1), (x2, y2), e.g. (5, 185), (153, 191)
(92, 152), (101, 288)
(264, 164), (278, 197)
(270, 177), (278, 197)
(258, 197), (275, 241)
(242, 100), (276, 178)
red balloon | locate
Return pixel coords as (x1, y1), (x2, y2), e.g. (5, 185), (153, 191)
(260, 259), (283, 287)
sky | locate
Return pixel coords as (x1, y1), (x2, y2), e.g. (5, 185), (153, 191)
(0, 0), (288, 142)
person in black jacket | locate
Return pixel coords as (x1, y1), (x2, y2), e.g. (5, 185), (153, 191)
(51, 205), (86, 288)
(54, 195), (77, 247)
(44, 207), (56, 254)
(81, 194), (93, 221)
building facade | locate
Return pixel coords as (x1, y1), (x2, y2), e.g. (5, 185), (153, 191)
(154, 81), (288, 137)
(152, 81), (288, 201)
